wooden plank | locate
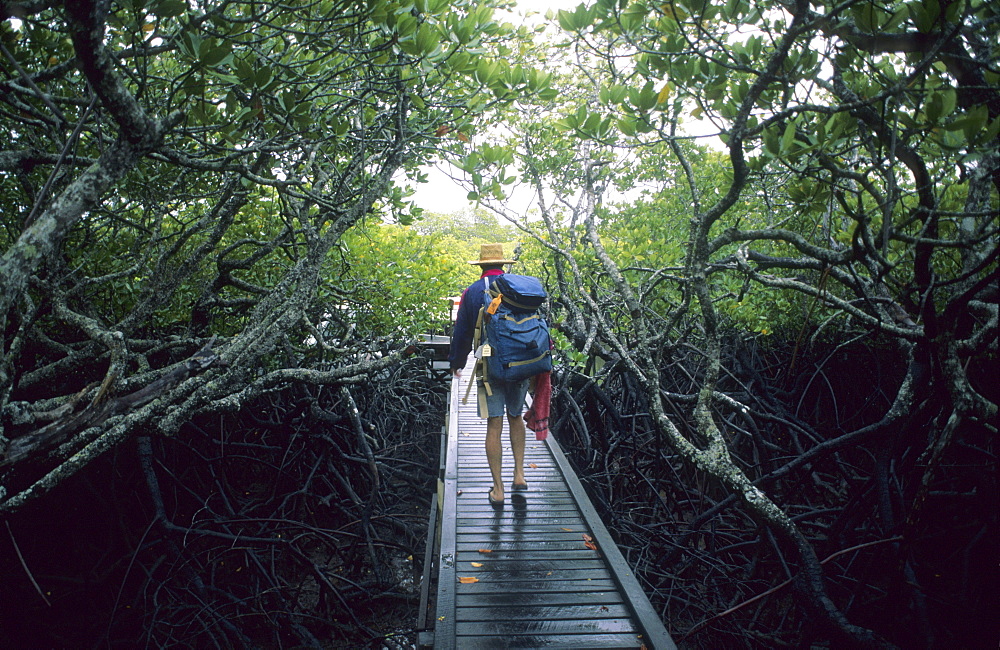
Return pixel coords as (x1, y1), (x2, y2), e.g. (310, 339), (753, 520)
(456, 549), (601, 562)
(455, 493), (577, 502)
(455, 526), (587, 535)
(456, 617), (637, 635)
(454, 511), (581, 520)
(455, 496), (578, 507)
(454, 514), (583, 524)
(454, 489), (572, 497)
(456, 540), (601, 552)
(455, 480), (571, 489)
(454, 502), (577, 510)
(416, 493), (438, 632)
(454, 478), (569, 486)
(457, 594), (623, 607)
(457, 603), (632, 621)
(454, 518), (584, 527)
(455, 558), (608, 572)
(453, 633), (647, 648)
(455, 480), (572, 488)
(454, 578), (619, 594)
(453, 526), (592, 536)
(456, 465), (555, 471)
(456, 515), (588, 526)
(454, 567), (613, 582)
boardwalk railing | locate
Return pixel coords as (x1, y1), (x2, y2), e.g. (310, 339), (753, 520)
(418, 363), (676, 649)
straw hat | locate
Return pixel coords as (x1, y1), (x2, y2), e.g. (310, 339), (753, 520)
(469, 243), (516, 266)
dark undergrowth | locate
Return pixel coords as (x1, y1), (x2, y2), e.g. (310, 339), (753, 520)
(552, 332), (997, 649)
(0, 354), (447, 648)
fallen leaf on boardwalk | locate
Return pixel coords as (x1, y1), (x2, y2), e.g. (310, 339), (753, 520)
(470, 562), (483, 568)
(600, 606), (609, 612)
(584, 541), (598, 551)
(582, 533), (593, 542)
(529, 463), (538, 469)
(561, 527), (573, 532)
(458, 576), (479, 584)
(546, 571), (552, 576)
(456, 490), (462, 495)
(477, 549), (493, 554)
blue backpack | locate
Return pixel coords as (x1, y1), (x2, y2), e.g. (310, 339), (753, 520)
(481, 274), (552, 383)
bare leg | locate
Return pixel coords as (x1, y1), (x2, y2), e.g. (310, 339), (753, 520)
(485, 416), (504, 501)
(509, 414), (526, 487)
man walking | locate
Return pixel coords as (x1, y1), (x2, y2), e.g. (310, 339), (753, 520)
(449, 244), (529, 507)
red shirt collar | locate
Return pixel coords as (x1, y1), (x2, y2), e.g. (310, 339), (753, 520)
(480, 268), (504, 278)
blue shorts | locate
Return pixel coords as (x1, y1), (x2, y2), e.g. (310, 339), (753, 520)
(479, 377), (529, 418)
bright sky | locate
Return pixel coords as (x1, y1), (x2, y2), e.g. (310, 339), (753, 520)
(409, 0), (586, 215)
(409, 0), (722, 216)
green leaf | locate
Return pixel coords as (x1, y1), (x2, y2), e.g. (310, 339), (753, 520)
(621, 1), (650, 31)
(885, 6), (908, 29)
(854, 2), (876, 31)
(200, 42), (232, 67)
(255, 66), (273, 89)
(724, 0), (747, 19)
(781, 120), (796, 152)
(556, 9), (572, 31)
(617, 117), (636, 136)
(980, 115), (1000, 145)
(416, 24), (440, 57)
(609, 84), (627, 104)
(234, 58), (254, 86)
(633, 81), (657, 112)
(946, 104), (990, 140)
(153, 0), (187, 18)
(474, 59), (499, 85)
(925, 88), (956, 122)
(554, 118), (575, 132)
(908, 0), (940, 32)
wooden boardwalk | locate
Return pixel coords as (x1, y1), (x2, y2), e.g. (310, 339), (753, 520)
(418, 362), (676, 649)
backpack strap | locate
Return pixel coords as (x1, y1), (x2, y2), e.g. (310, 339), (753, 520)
(462, 278), (494, 405)
(479, 277), (494, 393)
(463, 304), (486, 404)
